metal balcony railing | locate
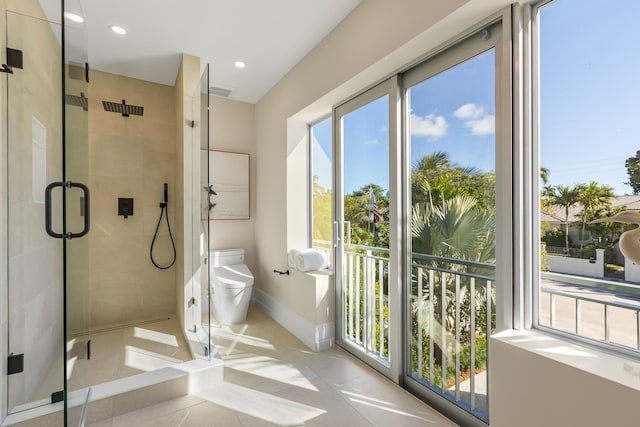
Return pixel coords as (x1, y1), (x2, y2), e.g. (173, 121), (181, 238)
(540, 286), (640, 352)
(313, 240), (495, 420)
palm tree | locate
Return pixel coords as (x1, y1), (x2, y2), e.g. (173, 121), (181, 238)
(543, 185), (581, 253)
(577, 181), (614, 249)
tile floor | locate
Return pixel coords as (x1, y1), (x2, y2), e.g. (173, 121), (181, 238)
(88, 306), (457, 426)
(27, 316), (190, 407)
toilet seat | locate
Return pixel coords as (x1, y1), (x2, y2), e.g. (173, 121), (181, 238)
(212, 264), (254, 288)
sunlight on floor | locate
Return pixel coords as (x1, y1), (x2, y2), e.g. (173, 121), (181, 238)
(210, 326), (276, 353)
(133, 327), (179, 347)
(342, 390), (440, 424)
(124, 345), (185, 372)
(224, 354), (318, 391)
(194, 382), (326, 425)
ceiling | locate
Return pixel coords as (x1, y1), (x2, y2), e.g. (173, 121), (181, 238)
(40, 0), (361, 103)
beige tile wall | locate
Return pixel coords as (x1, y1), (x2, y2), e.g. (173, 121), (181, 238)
(85, 70), (177, 327)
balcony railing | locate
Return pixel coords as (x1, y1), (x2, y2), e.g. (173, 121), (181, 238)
(342, 244), (390, 363)
(324, 240), (494, 420)
(411, 252), (494, 419)
(540, 280), (640, 353)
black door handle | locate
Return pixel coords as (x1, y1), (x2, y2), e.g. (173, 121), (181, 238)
(45, 182), (64, 238)
(68, 182), (90, 239)
(44, 181), (90, 239)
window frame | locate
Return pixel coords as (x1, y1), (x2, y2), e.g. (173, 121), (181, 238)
(308, 115), (332, 249)
(528, 0), (640, 359)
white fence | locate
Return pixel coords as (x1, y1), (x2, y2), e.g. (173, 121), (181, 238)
(546, 248), (604, 278)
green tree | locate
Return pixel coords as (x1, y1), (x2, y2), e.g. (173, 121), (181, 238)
(540, 167), (550, 186)
(625, 150), (640, 194)
(312, 175), (333, 242)
(576, 181), (614, 249)
(412, 151), (495, 210)
(343, 184), (389, 246)
(542, 185), (581, 252)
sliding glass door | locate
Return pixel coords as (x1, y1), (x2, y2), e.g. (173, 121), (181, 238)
(403, 22), (505, 424)
(333, 20), (507, 425)
(334, 78), (399, 377)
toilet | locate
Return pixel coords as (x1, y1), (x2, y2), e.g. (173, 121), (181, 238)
(209, 249), (254, 325)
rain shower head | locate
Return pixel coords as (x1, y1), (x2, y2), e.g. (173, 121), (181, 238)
(102, 99), (143, 117)
(66, 92), (88, 111)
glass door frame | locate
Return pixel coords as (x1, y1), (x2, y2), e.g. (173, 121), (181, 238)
(333, 76), (402, 381)
(400, 17), (512, 426)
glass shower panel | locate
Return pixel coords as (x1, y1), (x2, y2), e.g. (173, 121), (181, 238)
(63, 0), (92, 418)
(197, 64), (212, 358)
(5, 10), (64, 413)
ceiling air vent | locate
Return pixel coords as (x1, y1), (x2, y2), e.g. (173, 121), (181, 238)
(209, 86), (233, 98)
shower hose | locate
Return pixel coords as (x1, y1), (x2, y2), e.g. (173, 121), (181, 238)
(150, 202), (177, 269)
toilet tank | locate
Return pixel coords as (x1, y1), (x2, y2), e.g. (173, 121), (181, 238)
(210, 249), (245, 267)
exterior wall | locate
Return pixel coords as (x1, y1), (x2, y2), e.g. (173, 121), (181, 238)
(624, 257), (640, 283)
(546, 249), (605, 278)
(84, 70), (176, 327)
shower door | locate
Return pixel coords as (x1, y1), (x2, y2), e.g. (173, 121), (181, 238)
(3, 5), (91, 423)
(4, 9), (66, 414)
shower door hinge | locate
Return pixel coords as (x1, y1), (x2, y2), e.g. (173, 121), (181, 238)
(51, 390), (63, 404)
(1, 47), (23, 74)
(7, 353), (24, 375)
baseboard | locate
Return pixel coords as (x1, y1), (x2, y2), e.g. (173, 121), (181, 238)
(252, 288), (334, 352)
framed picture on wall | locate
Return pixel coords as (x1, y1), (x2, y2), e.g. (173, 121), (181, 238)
(201, 149), (250, 220)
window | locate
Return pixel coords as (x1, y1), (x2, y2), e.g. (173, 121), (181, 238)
(535, 0), (640, 355)
(309, 117), (333, 254)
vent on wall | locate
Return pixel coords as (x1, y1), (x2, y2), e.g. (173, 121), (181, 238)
(209, 86), (233, 98)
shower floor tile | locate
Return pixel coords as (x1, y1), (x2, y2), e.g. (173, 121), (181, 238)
(29, 315), (191, 403)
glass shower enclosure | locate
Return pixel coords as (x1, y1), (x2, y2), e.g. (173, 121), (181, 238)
(4, 1), (91, 424)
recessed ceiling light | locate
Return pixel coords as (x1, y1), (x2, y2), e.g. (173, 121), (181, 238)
(234, 61), (246, 69)
(110, 25), (127, 35)
(64, 12), (84, 23)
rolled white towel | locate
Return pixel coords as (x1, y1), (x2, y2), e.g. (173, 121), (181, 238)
(295, 249), (328, 272)
(287, 249), (301, 269)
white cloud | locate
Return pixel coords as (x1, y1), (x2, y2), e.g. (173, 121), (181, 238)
(410, 113), (448, 140)
(454, 103), (495, 136)
(466, 115), (495, 135)
(454, 103), (486, 120)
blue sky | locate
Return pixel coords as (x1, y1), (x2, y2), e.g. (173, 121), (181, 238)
(313, 0), (639, 196)
(539, 0), (640, 195)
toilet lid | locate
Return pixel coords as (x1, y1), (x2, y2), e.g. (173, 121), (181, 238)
(212, 264), (254, 288)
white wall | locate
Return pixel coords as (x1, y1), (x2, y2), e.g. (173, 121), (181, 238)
(255, 0), (488, 326)
(546, 249), (605, 278)
(491, 330), (639, 427)
(208, 97), (256, 274)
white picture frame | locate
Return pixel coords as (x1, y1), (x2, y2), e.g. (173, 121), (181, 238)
(201, 150), (250, 220)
